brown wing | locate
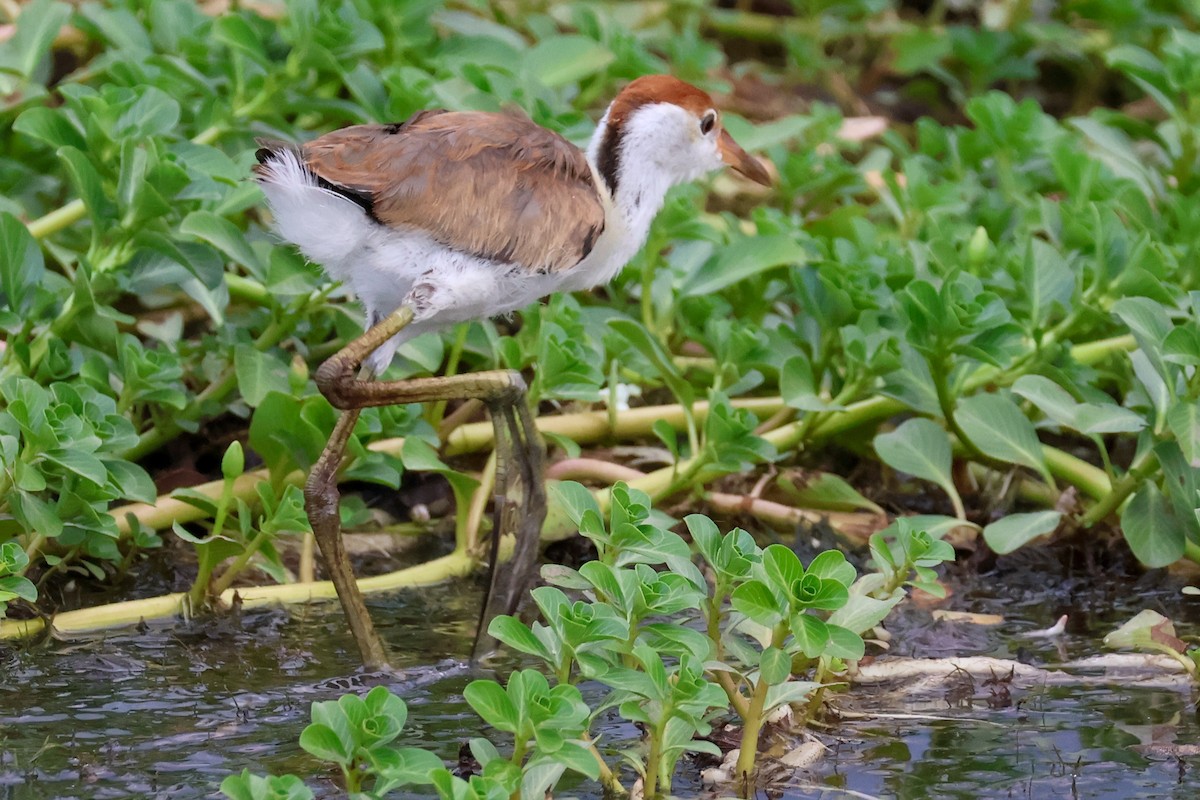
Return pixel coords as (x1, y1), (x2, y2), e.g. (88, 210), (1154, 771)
(299, 110), (606, 274)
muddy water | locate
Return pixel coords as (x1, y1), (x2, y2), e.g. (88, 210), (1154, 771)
(1, 558), (1198, 799)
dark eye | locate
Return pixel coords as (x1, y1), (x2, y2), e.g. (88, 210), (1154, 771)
(700, 111), (716, 135)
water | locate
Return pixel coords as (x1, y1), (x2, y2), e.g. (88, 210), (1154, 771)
(1, 558), (1197, 799)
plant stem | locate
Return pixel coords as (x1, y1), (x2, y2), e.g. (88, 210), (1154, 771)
(442, 397), (783, 455)
(734, 623), (786, 793)
(1079, 451), (1160, 527)
(1042, 445), (1110, 501)
(464, 450), (497, 553)
(26, 200), (85, 240)
(188, 552), (218, 612)
(796, 662), (830, 728)
(298, 532), (315, 583)
(510, 734), (528, 800)
(429, 322), (469, 428)
(557, 648), (573, 686)
(705, 593), (751, 718)
(187, 475), (234, 608)
(343, 763), (361, 793)
(932, 355), (987, 467)
(644, 720), (664, 799)
(211, 531), (270, 596)
(583, 737), (625, 797)
(546, 458), (645, 484)
(18, 534), (45, 577)
(2, 548), (485, 640)
(226, 274), (272, 306)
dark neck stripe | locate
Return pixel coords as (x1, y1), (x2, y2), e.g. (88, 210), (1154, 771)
(596, 121), (621, 198)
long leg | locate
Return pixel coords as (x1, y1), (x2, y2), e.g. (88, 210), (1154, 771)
(306, 404), (389, 668)
(473, 394), (547, 658)
(307, 307), (547, 668)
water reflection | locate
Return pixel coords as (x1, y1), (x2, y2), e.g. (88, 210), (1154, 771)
(1, 569), (1197, 799)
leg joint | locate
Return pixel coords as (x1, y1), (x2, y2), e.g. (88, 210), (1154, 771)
(486, 370), (528, 408)
(315, 356), (356, 409)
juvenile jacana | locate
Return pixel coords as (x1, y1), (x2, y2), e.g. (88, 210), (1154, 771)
(254, 75), (771, 669)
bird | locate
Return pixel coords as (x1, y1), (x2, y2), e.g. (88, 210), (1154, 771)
(253, 74), (772, 670)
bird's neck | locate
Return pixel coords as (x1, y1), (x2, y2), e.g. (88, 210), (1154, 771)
(586, 111), (676, 254)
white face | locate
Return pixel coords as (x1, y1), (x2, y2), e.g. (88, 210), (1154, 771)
(621, 101), (724, 185)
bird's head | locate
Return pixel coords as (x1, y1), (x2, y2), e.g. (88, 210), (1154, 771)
(592, 74), (772, 197)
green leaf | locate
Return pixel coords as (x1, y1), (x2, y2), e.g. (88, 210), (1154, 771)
(608, 318), (693, 407)
(781, 355), (844, 412)
(731, 579), (783, 626)
(763, 681), (821, 713)
(0, 541), (30, 575)
(1163, 325), (1200, 367)
(0, 212), (45, 314)
(487, 615), (551, 662)
(524, 35), (614, 87)
(774, 470), (883, 514)
(805, 550), (856, 586)
(0, 575), (37, 603)
(520, 761), (567, 800)
(13, 107), (86, 151)
(548, 741), (601, 780)
(1166, 401), (1200, 465)
(1023, 239), (1074, 328)
(55, 145), (106, 221)
(761, 544), (804, 593)
(957, 394), (1053, 485)
(11, 490), (63, 540)
(0, 0), (72, 78)
(759, 645), (791, 685)
(577, 560), (626, 607)
(469, 737), (501, 767)
(363, 684), (407, 731)
(789, 573), (849, 611)
(1129, 350), (1170, 428)
(874, 418), (963, 516)
(1121, 483), (1185, 568)
(1011, 375), (1082, 428)
(790, 613), (830, 658)
(220, 771), (314, 800)
(180, 210), (263, 273)
(463, 680), (518, 733)
(982, 511), (1062, 554)
(551, 481), (601, 528)
(235, 344), (291, 407)
(684, 514), (721, 564)
(828, 592), (902, 636)
(212, 14), (269, 66)
(298, 723), (351, 765)
(680, 235), (806, 297)
(1103, 609), (1180, 652)
(114, 86), (181, 140)
(1113, 297), (1172, 357)
(44, 449), (108, 486)
(823, 623), (865, 660)
(372, 746), (442, 787)
(104, 459), (157, 504)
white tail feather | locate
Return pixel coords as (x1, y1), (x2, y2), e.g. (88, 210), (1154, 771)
(255, 150), (373, 281)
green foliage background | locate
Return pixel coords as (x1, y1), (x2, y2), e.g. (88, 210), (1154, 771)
(1, 0), (1200, 615)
